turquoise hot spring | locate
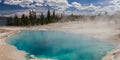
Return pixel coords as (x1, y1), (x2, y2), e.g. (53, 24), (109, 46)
(6, 30), (116, 60)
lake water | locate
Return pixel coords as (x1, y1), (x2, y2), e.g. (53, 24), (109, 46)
(6, 30), (116, 60)
(0, 19), (7, 26)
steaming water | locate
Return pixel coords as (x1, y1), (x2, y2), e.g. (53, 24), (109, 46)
(6, 30), (115, 60)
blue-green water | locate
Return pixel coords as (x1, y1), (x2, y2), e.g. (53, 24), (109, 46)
(6, 30), (115, 60)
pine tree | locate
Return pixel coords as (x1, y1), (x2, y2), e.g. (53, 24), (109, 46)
(33, 12), (37, 25)
(52, 10), (56, 22)
(21, 14), (26, 26)
(29, 10), (34, 25)
(25, 16), (29, 26)
(6, 17), (10, 26)
(6, 16), (13, 25)
(53, 10), (55, 18)
(40, 12), (44, 25)
(14, 14), (19, 26)
(47, 9), (51, 24)
(6, 10), (63, 26)
(60, 13), (63, 19)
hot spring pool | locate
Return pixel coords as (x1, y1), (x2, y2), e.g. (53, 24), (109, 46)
(6, 30), (115, 60)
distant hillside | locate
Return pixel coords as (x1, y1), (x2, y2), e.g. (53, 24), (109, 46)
(0, 16), (7, 26)
(0, 16), (7, 20)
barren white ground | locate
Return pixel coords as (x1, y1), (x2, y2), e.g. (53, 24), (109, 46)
(0, 20), (120, 60)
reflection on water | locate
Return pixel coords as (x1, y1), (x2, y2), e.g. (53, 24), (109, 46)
(6, 30), (115, 60)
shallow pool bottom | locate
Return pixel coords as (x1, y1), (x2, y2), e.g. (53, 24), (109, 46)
(6, 30), (115, 60)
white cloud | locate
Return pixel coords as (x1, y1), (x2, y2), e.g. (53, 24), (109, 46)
(35, 3), (43, 6)
(0, 0), (1, 2)
(4, 0), (70, 10)
(109, 0), (120, 11)
(71, 2), (100, 11)
(4, 0), (44, 7)
(4, 0), (34, 7)
(2, 0), (120, 14)
(71, 1), (120, 15)
(93, 0), (120, 14)
(45, 0), (70, 10)
(34, 0), (44, 3)
(71, 2), (82, 10)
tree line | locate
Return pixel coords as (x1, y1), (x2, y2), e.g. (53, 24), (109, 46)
(6, 10), (62, 26)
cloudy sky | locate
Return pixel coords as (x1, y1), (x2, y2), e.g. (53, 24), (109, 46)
(0, 0), (120, 16)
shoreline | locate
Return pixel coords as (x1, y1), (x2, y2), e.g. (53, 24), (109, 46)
(0, 21), (120, 60)
(0, 29), (27, 60)
(0, 29), (55, 60)
(102, 46), (120, 60)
